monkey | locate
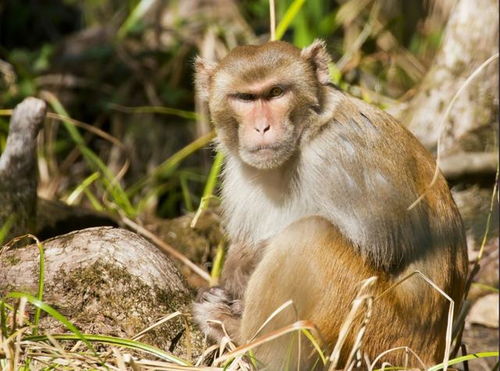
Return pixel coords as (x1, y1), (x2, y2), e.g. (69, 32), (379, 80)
(192, 40), (468, 369)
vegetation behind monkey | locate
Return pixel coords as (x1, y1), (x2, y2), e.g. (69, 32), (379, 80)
(192, 40), (468, 369)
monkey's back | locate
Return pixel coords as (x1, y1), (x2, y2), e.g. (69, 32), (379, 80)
(300, 90), (467, 272)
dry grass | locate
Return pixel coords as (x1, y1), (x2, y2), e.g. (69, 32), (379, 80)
(0, 266), (478, 371)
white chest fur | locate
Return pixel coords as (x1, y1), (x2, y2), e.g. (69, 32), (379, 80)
(221, 156), (318, 246)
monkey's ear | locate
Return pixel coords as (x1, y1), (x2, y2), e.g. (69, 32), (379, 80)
(194, 56), (218, 101)
(301, 39), (331, 85)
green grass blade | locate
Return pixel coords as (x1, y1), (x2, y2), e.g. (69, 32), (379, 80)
(179, 173), (194, 212)
(275, 0), (307, 40)
(80, 147), (135, 216)
(471, 282), (500, 293)
(427, 352), (499, 371)
(202, 151), (224, 200)
(292, 11), (314, 47)
(135, 183), (171, 214)
(5, 292), (98, 356)
(66, 172), (100, 205)
(25, 333), (190, 365)
(84, 188), (105, 211)
(191, 151), (223, 227)
(127, 131), (215, 196)
(0, 214), (14, 245)
(46, 95), (135, 216)
(33, 240), (45, 335)
(117, 0), (156, 39)
(210, 237), (226, 286)
(301, 329), (327, 365)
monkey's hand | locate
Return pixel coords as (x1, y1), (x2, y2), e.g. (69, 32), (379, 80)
(192, 286), (243, 343)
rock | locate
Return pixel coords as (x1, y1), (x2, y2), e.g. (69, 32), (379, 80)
(0, 227), (204, 361)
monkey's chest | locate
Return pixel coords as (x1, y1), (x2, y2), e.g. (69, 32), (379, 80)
(222, 187), (319, 246)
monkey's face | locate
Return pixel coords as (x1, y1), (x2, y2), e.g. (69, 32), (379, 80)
(225, 81), (301, 169)
(195, 40), (331, 169)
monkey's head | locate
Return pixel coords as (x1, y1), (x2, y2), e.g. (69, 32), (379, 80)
(195, 40), (332, 169)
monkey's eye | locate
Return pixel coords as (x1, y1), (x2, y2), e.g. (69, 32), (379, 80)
(268, 86), (284, 98)
(235, 93), (257, 101)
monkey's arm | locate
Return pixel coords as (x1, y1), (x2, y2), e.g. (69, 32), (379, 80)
(220, 241), (266, 299)
(192, 242), (265, 342)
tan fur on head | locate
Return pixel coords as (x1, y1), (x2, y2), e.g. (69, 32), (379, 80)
(194, 40), (331, 169)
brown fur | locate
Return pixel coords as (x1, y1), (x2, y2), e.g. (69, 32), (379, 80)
(192, 40), (468, 369)
(241, 216), (466, 369)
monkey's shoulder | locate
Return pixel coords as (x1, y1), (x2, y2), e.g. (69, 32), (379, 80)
(315, 91), (438, 177)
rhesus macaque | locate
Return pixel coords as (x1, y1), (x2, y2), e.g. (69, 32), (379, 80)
(192, 40), (468, 369)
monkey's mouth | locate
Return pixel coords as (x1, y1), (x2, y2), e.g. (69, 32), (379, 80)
(240, 142), (293, 169)
(246, 144), (282, 153)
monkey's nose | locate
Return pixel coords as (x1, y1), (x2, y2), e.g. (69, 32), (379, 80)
(254, 123), (271, 134)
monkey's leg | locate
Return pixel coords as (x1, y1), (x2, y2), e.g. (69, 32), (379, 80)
(240, 216), (446, 370)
